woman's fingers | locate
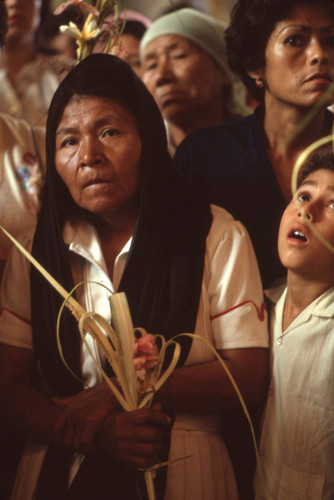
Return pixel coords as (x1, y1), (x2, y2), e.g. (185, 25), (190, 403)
(52, 384), (119, 453)
(52, 387), (171, 462)
(97, 407), (172, 467)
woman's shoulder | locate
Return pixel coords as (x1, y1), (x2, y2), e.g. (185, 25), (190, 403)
(207, 204), (251, 251)
(0, 112), (45, 139)
(178, 112), (257, 149)
(9, 229), (35, 254)
(175, 113), (259, 168)
(20, 54), (72, 82)
(209, 204), (234, 224)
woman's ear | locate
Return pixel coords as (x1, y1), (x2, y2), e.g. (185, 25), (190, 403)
(247, 69), (265, 89)
(247, 69), (264, 81)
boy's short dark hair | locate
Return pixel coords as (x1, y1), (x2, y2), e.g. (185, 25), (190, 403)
(225, 0), (334, 102)
(0, 0), (7, 47)
(122, 20), (147, 40)
(297, 145), (334, 187)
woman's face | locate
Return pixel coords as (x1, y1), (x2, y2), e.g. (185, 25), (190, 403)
(250, 4), (334, 108)
(5, 0), (42, 43)
(141, 34), (229, 123)
(55, 95), (142, 223)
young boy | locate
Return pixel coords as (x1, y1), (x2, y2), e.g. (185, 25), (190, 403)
(258, 147), (334, 499)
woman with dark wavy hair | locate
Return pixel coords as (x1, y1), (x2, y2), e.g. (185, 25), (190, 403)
(175, 0), (334, 289)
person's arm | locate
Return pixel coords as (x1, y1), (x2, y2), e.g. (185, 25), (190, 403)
(157, 210), (269, 415)
(0, 344), (117, 451)
(0, 344), (62, 442)
(156, 347), (268, 414)
(0, 235), (171, 466)
(0, 343), (171, 466)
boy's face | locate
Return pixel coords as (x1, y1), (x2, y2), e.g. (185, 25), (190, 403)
(278, 168), (334, 280)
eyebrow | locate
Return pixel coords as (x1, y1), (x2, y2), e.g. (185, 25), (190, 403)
(56, 114), (122, 136)
(299, 179), (334, 192)
(276, 23), (334, 37)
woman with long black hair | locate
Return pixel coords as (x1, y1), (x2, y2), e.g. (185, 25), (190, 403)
(0, 53), (268, 499)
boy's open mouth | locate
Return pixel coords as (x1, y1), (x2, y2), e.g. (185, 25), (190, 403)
(289, 230), (307, 242)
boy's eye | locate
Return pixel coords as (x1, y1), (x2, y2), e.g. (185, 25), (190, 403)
(297, 192), (311, 203)
(328, 201), (334, 210)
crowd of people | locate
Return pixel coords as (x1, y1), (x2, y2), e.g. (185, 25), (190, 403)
(0, 0), (333, 499)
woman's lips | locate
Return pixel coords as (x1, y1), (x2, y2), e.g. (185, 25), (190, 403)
(305, 72), (332, 83)
(83, 178), (113, 190)
(7, 14), (24, 26)
(158, 90), (188, 106)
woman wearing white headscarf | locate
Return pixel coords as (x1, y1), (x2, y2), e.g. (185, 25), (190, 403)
(140, 8), (249, 154)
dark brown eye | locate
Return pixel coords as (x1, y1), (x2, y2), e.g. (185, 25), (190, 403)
(284, 35), (304, 47)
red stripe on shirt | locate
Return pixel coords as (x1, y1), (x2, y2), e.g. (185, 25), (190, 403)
(0, 307), (31, 325)
(211, 300), (266, 322)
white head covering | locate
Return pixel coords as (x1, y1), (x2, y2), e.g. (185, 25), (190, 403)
(140, 8), (252, 117)
(140, 8), (231, 76)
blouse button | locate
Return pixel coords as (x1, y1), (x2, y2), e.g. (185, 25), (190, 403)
(277, 337), (282, 345)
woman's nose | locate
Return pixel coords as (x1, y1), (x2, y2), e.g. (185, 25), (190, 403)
(155, 58), (174, 86)
(79, 137), (102, 168)
(309, 39), (329, 65)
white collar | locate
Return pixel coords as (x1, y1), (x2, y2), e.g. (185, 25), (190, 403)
(62, 218), (132, 285)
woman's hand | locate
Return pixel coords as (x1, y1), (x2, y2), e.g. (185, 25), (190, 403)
(52, 382), (119, 454)
(97, 403), (172, 468)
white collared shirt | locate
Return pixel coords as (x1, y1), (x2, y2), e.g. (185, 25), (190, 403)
(259, 284), (334, 499)
(0, 206), (269, 500)
(0, 206), (268, 382)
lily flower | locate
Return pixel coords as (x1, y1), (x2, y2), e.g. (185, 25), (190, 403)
(60, 15), (102, 60)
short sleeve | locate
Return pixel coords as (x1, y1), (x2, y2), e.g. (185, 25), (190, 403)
(0, 232), (33, 349)
(207, 206), (269, 350)
(0, 114), (45, 260)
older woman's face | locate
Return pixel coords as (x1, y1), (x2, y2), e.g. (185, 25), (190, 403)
(141, 34), (229, 123)
(250, 4), (334, 108)
(55, 96), (142, 222)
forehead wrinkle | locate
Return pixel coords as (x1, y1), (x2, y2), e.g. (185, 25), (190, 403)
(300, 179), (316, 187)
(56, 114), (123, 136)
(143, 39), (188, 60)
(56, 126), (78, 137)
(274, 22), (334, 38)
(94, 115), (123, 127)
(299, 179), (334, 192)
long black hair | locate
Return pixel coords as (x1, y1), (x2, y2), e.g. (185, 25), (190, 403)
(30, 54), (212, 396)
